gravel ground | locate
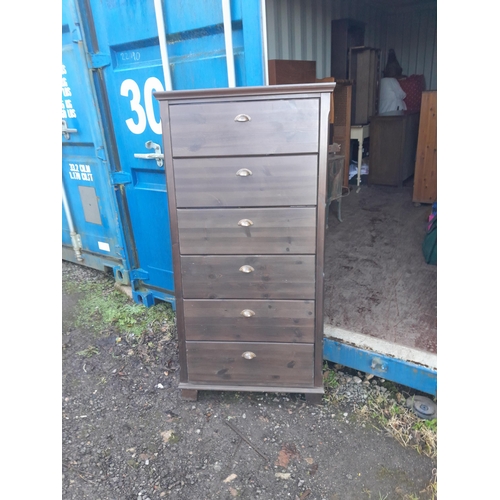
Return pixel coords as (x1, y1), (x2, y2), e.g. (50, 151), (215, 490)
(62, 261), (437, 500)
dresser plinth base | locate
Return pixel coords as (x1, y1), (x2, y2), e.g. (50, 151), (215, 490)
(179, 382), (323, 402)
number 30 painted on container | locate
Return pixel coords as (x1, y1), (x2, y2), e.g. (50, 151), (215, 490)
(120, 77), (164, 135)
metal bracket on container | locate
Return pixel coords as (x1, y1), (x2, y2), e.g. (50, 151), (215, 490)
(111, 171), (132, 185)
(134, 141), (164, 168)
(62, 120), (77, 140)
(88, 53), (111, 69)
(130, 268), (149, 281)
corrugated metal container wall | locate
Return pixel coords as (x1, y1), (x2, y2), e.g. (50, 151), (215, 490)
(64, 0), (266, 307)
(265, 0), (387, 79)
(265, 0), (436, 92)
(385, 4), (437, 90)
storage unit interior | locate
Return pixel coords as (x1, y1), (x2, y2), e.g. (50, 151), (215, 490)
(265, 0), (437, 360)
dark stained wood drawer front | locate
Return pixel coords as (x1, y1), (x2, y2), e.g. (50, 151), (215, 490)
(178, 207), (316, 255)
(169, 98), (320, 157)
(183, 299), (315, 342)
(185, 342), (314, 387)
(181, 255), (316, 299)
(174, 155), (318, 208)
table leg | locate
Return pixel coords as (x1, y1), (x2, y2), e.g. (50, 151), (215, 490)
(356, 139), (363, 193)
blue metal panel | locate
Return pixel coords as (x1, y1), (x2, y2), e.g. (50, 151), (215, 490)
(76, 0), (265, 306)
(62, 0), (131, 284)
(323, 338), (437, 397)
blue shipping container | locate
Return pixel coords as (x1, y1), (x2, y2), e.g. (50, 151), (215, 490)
(62, 0), (131, 285)
(63, 0), (266, 306)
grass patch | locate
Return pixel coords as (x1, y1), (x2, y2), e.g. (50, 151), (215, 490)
(358, 393), (437, 460)
(66, 273), (175, 341)
(322, 363), (339, 390)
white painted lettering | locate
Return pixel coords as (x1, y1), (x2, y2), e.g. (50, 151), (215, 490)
(144, 77), (164, 135)
(120, 79), (147, 134)
(121, 77), (164, 135)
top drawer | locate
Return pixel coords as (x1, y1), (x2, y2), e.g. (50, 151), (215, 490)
(168, 98), (320, 157)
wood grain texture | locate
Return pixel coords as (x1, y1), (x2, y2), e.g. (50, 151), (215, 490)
(331, 81), (353, 187)
(158, 100), (189, 382)
(314, 93), (330, 386)
(185, 342), (314, 387)
(155, 84), (333, 396)
(180, 255), (316, 299)
(268, 59), (317, 85)
(413, 91), (437, 203)
(368, 111), (420, 187)
(173, 155), (318, 208)
(169, 98), (320, 157)
(177, 207), (316, 255)
(183, 299), (315, 343)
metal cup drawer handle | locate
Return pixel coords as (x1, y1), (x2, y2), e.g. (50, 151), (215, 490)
(242, 351), (256, 360)
(240, 309), (255, 318)
(238, 219), (253, 227)
(234, 113), (251, 122)
(236, 168), (252, 177)
(239, 265), (254, 273)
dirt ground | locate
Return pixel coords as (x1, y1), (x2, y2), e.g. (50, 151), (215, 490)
(62, 261), (436, 500)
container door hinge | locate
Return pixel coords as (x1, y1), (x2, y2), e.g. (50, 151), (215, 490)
(72, 25), (82, 43)
(112, 172), (132, 185)
(130, 269), (149, 281)
(88, 53), (111, 69)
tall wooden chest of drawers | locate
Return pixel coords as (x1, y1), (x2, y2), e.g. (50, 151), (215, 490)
(155, 83), (335, 402)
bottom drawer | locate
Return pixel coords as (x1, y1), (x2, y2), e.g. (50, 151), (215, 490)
(185, 342), (314, 387)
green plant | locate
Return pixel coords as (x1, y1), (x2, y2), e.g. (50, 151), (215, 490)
(358, 393), (437, 460)
(73, 280), (175, 340)
(323, 369), (338, 389)
(412, 418), (437, 433)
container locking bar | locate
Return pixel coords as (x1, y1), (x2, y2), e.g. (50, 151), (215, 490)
(62, 120), (77, 139)
(134, 141), (164, 167)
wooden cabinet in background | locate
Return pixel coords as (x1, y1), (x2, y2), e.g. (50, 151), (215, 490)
(368, 111), (420, 187)
(413, 91), (437, 204)
(331, 80), (352, 187)
(268, 59), (316, 85)
(349, 47), (380, 125)
(330, 19), (365, 79)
